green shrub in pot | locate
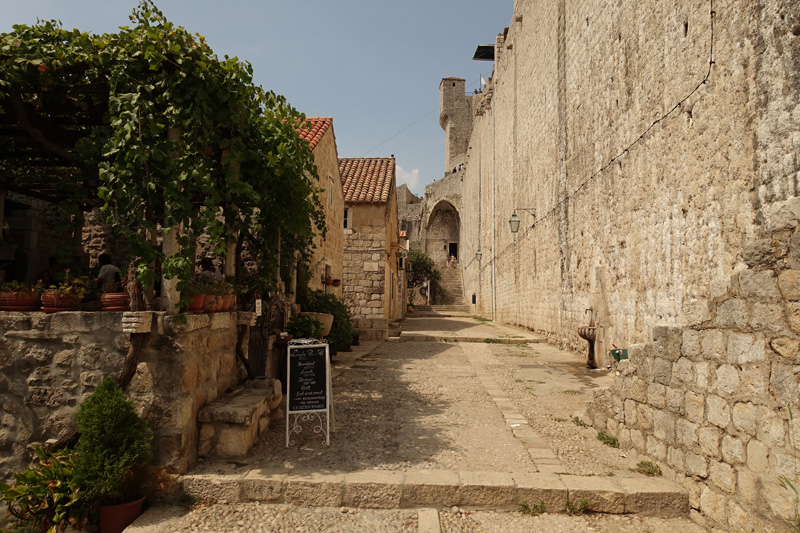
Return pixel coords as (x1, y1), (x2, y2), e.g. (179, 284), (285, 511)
(297, 288), (355, 356)
(73, 377), (153, 506)
(286, 314), (323, 340)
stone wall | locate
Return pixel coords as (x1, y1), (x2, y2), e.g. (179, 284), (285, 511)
(586, 197), (800, 531)
(439, 78), (476, 172)
(0, 310), (247, 484)
(308, 127), (344, 298)
(343, 204), (389, 323)
(397, 184), (424, 250)
(343, 186), (402, 329)
(452, 0), (799, 365)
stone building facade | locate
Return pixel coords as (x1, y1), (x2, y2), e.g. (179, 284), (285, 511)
(297, 117), (344, 297)
(448, 0), (799, 363)
(440, 0), (800, 532)
(339, 158), (402, 339)
(397, 171), (464, 267)
(442, 1), (799, 529)
(587, 197), (800, 531)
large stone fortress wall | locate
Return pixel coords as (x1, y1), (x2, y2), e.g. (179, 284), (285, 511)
(452, 0), (800, 364)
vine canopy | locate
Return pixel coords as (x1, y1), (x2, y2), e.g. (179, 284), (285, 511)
(0, 1), (325, 293)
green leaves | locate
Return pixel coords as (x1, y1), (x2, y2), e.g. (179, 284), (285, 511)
(1, 0), (325, 295)
(0, 448), (89, 532)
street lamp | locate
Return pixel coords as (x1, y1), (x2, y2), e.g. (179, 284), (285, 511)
(508, 208), (535, 233)
(475, 248), (483, 262)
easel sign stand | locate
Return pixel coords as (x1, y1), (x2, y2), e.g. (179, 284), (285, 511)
(286, 339), (333, 447)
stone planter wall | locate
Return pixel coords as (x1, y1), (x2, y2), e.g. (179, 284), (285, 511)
(0, 310), (248, 484)
(587, 198), (800, 532)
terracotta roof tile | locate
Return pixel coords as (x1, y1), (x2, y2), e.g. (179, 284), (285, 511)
(338, 157), (395, 205)
(296, 117), (332, 151)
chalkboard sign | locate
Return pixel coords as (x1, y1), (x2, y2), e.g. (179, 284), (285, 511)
(286, 341), (332, 447)
(287, 343), (329, 412)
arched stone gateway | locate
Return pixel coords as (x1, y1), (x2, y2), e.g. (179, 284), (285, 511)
(425, 200), (461, 267)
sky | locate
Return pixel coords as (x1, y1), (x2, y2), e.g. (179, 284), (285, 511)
(0, 0), (514, 195)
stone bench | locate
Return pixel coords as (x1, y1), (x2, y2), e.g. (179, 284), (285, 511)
(197, 379), (282, 460)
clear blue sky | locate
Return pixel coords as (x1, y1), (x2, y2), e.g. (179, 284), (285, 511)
(0, 0), (513, 195)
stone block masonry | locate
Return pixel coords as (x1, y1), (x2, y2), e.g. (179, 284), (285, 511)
(450, 0), (800, 366)
(587, 197), (800, 532)
(0, 310), (248, 484)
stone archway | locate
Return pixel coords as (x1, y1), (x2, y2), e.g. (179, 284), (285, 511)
(425, 200), (461, 267)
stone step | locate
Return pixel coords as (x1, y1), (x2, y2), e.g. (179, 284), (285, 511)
(181, 469), (688, 517)
(197, 379), (282, 460)
(396, 332), (543, 344)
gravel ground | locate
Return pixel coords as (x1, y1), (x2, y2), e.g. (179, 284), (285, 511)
(131, 504), (708, 532)
(478, 342), (641, 475)
(193, 333), (640, 477)
(131, 503), (417, 532)
(196, 339), (536, 476)
(439, 508), (708, 532)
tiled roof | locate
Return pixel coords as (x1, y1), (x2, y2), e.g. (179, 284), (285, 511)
(296, 117), (332, 151)
(339, 158), (395, 205)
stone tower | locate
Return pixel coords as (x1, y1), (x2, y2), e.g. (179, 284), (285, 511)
(439, 77), (474, 172)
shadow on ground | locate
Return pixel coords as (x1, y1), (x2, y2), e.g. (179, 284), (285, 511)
(194, 341), (458, 476)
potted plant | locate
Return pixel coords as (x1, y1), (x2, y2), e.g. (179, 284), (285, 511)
(220, 280), (235, 311)
(202, 281), (224, 313)
(298, 288), (356, 356)
(300, 312), (334, 337)
(100, 270), (130, 311)
(41, 276), (86, 313)
(0, 447), (90, 532)
(0, 280), (41, 311)
(181, 278), (207, 314)
(74, 377), (153, 533)
(331, 279), (341, 287)
(286, 314), (324, 340)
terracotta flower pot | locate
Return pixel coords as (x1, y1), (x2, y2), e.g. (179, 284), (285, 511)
(0, 291), (40, 311)
(40, 292), (81, 313)
(98, 496), (146, 533)
(221, 294), (235, 311)
(184, 293), (205, 314)
(202, 294), (222, 312)
(101, 292), (130, 312)
(331, 279), (341, 287)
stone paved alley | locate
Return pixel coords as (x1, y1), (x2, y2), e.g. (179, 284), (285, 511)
(130, 315), (707, 532)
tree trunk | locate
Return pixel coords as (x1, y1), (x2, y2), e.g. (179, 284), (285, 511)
(236, 324), (255, 380)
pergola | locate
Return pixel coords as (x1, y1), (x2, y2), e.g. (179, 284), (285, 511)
(0, 10), (325, 314)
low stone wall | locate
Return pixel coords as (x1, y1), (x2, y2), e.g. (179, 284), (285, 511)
(0, 310), (248, 484)
(129, 312), (246, 474)
(587, 198), (800, 532)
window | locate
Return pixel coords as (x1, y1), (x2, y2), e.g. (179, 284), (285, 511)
(344, 208), (351, 229)
(328, 177), (334, 208)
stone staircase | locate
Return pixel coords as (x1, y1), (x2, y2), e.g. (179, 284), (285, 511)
(410, 304), (470, 317)
(432, 266), (465, 306)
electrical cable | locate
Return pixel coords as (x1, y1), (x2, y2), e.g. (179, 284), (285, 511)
(361, 78), (483, 157)
(486, 0), (716, 264)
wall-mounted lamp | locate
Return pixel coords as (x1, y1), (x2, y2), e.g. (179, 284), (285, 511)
(475, 249), (483, 262)
(509, 208), (536, 233)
